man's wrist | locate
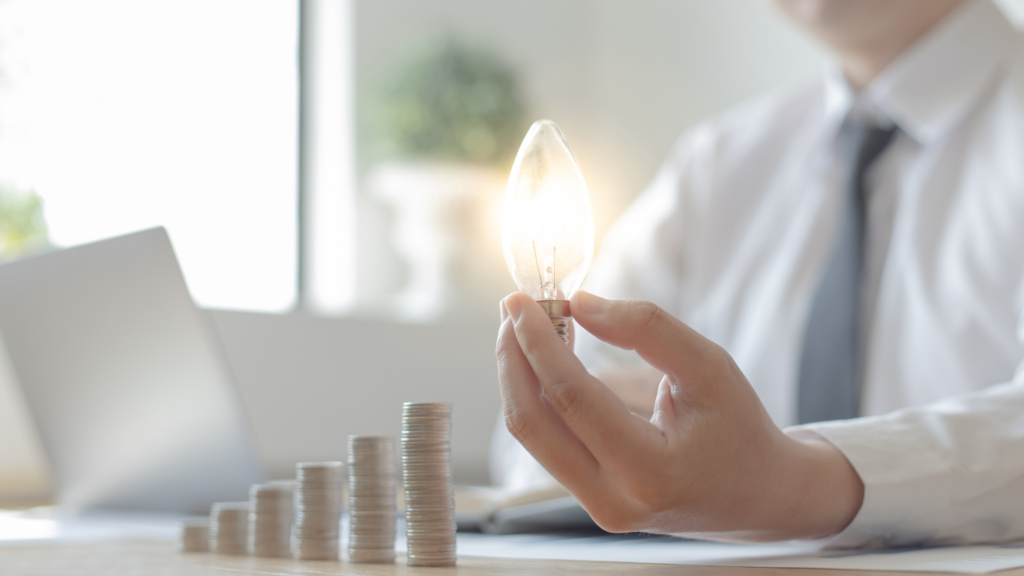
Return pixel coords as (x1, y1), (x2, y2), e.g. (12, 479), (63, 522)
(788, 436), (865, 540)
(679, 433), (865, 543)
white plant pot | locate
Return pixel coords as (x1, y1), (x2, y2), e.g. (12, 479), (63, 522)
(370, 162), (505, 321)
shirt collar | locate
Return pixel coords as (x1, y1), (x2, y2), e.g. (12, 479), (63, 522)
(823, 0), (1020, 144)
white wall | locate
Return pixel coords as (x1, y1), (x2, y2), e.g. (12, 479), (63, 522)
(4, 0), (1024, 505)
(0, 0), (836, 500)
(355, 0), (829, 251)
(353, 0), (830, 309)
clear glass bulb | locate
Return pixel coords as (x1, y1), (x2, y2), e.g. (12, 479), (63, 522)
(502, 119), (594, 342)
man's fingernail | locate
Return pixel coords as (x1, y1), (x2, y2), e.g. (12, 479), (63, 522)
(505, 296), (523, 322)
(580, 291), (611, 314)
(500, 300), (509, 322)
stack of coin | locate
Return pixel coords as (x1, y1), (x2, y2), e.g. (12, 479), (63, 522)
(401, 402), (457, 567)
(210, 502), (249, 555)
(248, 482), (295, 557)
(178, 519), (209, 553)
(347, 436), (397, 563)
(292, 461), (344, 560)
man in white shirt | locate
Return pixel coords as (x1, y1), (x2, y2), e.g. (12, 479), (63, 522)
(493, 0), (1024, 547)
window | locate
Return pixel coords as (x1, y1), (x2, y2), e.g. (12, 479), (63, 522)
(0, 0), (300, 312)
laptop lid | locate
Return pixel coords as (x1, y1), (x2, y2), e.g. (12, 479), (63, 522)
(0, 227), (265, 514)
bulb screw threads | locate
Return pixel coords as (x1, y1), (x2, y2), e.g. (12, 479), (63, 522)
(538, 300), (572, 345)
(550, 318), (570, 344)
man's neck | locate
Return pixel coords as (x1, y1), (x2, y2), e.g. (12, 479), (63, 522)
(839, 0), (965, 90)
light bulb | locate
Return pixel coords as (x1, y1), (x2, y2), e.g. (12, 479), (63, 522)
(502, 119), (594, 344)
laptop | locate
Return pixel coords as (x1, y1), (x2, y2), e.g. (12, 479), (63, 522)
(0, 227), (265, 515)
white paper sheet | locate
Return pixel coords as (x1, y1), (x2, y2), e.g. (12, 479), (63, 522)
(454, 532), (1024, 574)
(744, 543), (1024, 573)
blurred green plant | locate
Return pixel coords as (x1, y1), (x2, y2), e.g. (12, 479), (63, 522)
(0, 185), (49, 261)
(365, 35), (526, 166)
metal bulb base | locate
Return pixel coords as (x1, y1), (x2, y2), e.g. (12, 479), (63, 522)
(539, 300), (571, 345)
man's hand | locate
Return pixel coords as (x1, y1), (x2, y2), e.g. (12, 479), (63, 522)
(594, 365), (663, 419)
(496, 291), (864, 541)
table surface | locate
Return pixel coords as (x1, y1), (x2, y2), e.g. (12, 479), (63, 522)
(4, 540), (1024, 576)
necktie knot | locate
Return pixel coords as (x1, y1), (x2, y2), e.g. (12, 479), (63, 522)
(849, 124), (898, 198)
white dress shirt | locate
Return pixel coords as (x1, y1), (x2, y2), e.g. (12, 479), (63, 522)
(492, 0), (1024, 548)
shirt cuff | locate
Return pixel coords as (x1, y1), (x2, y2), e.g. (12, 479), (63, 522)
(785, 413), (952, 549)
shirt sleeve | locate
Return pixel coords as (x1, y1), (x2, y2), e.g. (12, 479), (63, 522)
(787, 333), (1024, 549)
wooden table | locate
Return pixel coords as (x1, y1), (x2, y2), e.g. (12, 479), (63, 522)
(3, 540), (1020, 576)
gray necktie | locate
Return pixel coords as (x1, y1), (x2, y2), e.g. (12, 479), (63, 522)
(797, 123), (897, 424)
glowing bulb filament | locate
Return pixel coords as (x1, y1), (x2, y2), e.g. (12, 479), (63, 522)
(532, 241), (543, 288)
(543, 248), (557, 300)
(531, 242), (559, 300)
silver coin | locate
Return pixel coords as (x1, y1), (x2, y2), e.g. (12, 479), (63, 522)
(178, 521), (210, 553)
(348, 534), (397, 544)
(348, 515), (396, 522)
(400, 405), (456, 568)
(292, 456), (346, 561)
(348, 549), (396, 564)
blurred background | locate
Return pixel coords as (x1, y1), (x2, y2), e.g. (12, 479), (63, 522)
(1, 0), (1021, 505)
